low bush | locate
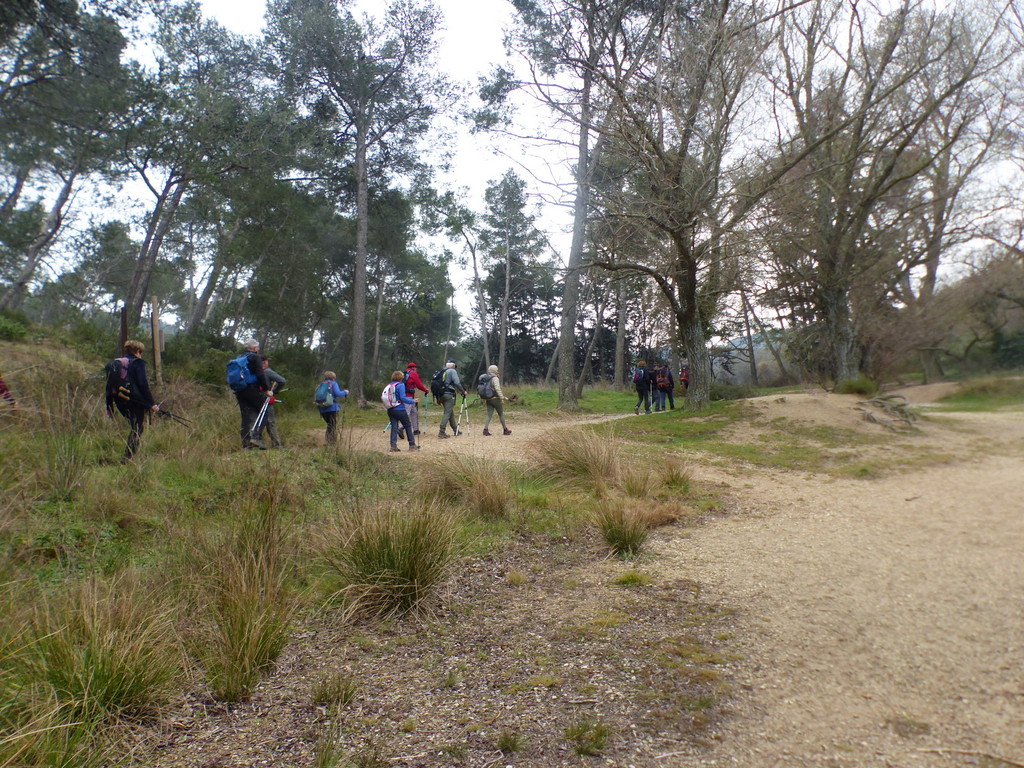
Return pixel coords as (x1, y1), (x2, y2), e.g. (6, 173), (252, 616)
(835, 375), (877, 396)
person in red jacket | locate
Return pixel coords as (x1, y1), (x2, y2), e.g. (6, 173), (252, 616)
(404, 361), (430, 436)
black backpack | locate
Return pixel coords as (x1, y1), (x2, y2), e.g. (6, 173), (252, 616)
(105, 356), (131, 405)
(430, 369), (446, 400)
(477, 373), (496, 400)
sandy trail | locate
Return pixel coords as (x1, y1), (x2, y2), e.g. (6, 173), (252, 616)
(653, 407), (1024, 767)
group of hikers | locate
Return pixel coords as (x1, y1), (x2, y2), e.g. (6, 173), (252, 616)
(631, 359), (689, 415)
(226, 340), (513, 454)
(100, 337), (687, 462)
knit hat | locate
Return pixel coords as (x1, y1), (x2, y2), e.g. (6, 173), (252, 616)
(407, 362), (417, 368)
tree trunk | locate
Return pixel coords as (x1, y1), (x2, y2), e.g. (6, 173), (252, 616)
(467, 241), (491, 368)
(740, 295), (759, 387)
(498, 232), (511, 375)
(126, 176), (186, 328)
(614, 281), (627, 390)
(0, 165), (29, 225)
(575, 297), (604, 399)
(741, 290), (790, 383)
(371, 266), (386, 380)
(189, 260), (222, 330)
(350, 125), (370, 405)
(681, 313), (710, 412)
(544, 335), (559, 386)
(556, 52), (602, 411)
(0, 165), (79, 311)
(821, 286), (857, 382)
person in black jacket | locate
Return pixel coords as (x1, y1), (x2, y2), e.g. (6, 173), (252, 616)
(105, 339), (160, 463)
(235, 339), (272, 450)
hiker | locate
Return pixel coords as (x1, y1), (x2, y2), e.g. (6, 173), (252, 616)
(255, 356), (285, 448)
(632, 359), (652, 415)
(404, 361), (430, 435)
(382, 370), (419, 452)
(0, 370), (15, 411)
(437, 360), (466, 439)
(230, 339), (272, 450)
(680, 364), (690, 392)
(651, 364), (663, 411)
(316, 371), (349, 445)
(654, 363), (675, 411)
(479, 364), (512, 436)
(105, 339), (159, 463)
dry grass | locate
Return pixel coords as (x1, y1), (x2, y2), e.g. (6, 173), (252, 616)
(533, 432), (623, 485)
(416, 454), (513, 518)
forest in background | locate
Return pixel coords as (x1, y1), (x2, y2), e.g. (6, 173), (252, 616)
(3, 0), (1024, 409)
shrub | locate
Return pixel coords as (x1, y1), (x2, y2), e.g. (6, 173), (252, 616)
(593, 501), (650, 558)
(319, 502), (459, 619)
(662, 456), (692, 493)
(835, 375), (877, 396)
(708, 381), (757, 401)
(0, 314), (27, 341)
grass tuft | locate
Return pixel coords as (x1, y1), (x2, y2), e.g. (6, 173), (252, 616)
(311, 670), (359, 710)
(533, 432), (623, 485)
(29, 573), (181, 723)
(319, 502), (459, 619)
(593, 501), (650, 558)
(190, 479), (297, 702)
(565, 716), (611, 755)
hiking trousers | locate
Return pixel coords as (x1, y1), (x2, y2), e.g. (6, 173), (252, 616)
(256, 405), (282, 447)
(483, 398), (506, 430)
(439, 393), (457, 435)
(235, 387), (265, 447)
(119, 404), (147, 461)
(634, 388), (651, 413)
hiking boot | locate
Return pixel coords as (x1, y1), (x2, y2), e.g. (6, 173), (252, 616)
(413, 430), (420, 435)
(389, 446), (401, 452)
(634, 406), (640, 415)
(397, 428), (405, 439)
(438, 432), (449, 439)
(502, 428), (512, 435)
(409, 445), (420, 451)
(483, 429), (491, 436)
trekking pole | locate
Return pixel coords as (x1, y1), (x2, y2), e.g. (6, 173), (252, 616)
(251, 396), (271, 439)
(455, 394), (468, 435)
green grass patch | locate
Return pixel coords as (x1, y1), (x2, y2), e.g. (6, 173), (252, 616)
(935, 375), (1024, 411)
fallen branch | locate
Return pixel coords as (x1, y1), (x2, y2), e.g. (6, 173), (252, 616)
(917, 748), (1024, 767)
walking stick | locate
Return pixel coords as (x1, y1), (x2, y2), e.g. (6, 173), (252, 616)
(251, 396), (271, 440)
(455, 394), (469, 436)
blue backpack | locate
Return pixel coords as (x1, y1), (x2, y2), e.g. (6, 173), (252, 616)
(226, 354), (256, 392)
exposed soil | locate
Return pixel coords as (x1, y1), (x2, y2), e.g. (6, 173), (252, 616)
(147, 387), (1024, 767)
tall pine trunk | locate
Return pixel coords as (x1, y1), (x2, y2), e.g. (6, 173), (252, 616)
(0, 165), (79, 311)
(349, 125), (370, 404)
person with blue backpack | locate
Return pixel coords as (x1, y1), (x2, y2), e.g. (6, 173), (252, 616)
(226, 339), (271, 449)
(315, 371), (349, 444)
(382, 370), (419, 452)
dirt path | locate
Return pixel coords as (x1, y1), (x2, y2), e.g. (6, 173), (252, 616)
(651, 406), (1024, 767)
(280, 395), (1024, 766)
